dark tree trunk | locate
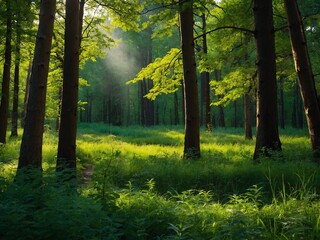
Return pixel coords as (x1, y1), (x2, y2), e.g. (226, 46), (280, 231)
(57, 0), (80, 174)
(279, 77), (285, 129)
(284, 0), (320, 158)
(253, 0), (282, 160)
(140, 80), (146, 126)
(21, 61), (32, 128)
(179, 0), (200, 158)
(11, 22), (21, 138)
(145, 29), (154, 126)
(55, 86), (62, 132)
(0, 0), (12, 144)
(18, 0), (56, 169)
(201, 14), (211, 132)
(244, 94), (253, 140)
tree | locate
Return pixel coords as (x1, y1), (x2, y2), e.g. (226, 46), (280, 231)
(284, 0), (320, 159)
(253, 0), (282, 160)
(56, 0), (80, 175)
(179, 0), (200, 158)
(0, 0), (12, 144)
(18, 0), (56, 170)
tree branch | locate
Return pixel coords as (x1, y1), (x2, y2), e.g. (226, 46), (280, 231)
(194, 26), (254, 41)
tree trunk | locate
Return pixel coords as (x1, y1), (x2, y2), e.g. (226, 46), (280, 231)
(279, 76), (285, 129)
(57, 0), (80, 174)
(21, 61), (32, 128)
(11, 22), (21, 138)
(145, 29), (154, 126)
(201, 14), (211, 132)
(244, 93), (253, 140)
(0, 0), (12, 144)
(18, 0), (56, 169)
(284, 0), (320, 158)
(179, 0), (200, 158)
(253, 0), (282, 160)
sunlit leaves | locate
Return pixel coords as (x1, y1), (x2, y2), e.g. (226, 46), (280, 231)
(127, 48), (182, 100)
(211, 67), (255, 106)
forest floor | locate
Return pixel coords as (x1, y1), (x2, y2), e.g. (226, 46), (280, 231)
(1, 124), (320, 239)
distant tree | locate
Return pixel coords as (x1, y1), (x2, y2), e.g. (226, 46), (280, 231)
(18, 0), (56, 170)
(56, 0), (80, 176)
(253, 0), (282, 160)
(179, 0), (200, 158)
(0, 0), (12, 144)
(284, 0), (320, 159)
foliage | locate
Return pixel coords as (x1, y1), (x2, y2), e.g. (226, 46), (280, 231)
(127, 48), (182, 100)
(1, 125), (320, 239)
(211, 67), (256, 106)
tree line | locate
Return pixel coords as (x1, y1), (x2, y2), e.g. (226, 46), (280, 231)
(0, 0), (319, 182)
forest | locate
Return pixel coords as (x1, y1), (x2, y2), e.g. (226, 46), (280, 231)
(1, 0), (320, 239)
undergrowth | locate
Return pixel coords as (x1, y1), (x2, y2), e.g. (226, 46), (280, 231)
(0, 124), (319, 239)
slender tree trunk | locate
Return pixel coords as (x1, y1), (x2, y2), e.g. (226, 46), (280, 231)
(279, 76), (285, 129)
(140, 80), (146, 126)
(11, 22), (21, 137)
(0, 0), (12, 144)
(21, 61), (32, 128)
(284, 0), (320, 158)
(57, 0), (80, 174)
(244, 94), (253, 139)
(179, 0), (200, 158)
(201, 14), (211, 132)
(18, 0), (56, 169)
(55, 86), (62, 132)
(253, 0), (281, 160)
(214, 69), (225, 127)
(145, 29), (154, 126)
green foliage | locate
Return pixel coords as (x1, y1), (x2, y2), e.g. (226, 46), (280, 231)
(211, 67), (256, 106)
(1, 125), (320, 239)
(127, 48), (182, 100)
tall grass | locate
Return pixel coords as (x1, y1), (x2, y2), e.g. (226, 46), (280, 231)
(0, 124), (319, 239)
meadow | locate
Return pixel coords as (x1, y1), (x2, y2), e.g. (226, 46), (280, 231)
(0, 124), (320, 239)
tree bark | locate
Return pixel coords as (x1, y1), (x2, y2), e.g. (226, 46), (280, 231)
(201, 14), (211, 132)
(179, 0), (200, 158)
(253, 0), (281, 160)
(21, 61), (32, 128)
(18, 0), (56, 169)
(57, 0), (80, 174)
(0, 0), (12, 144)
(284, 0), (320, 158)
(11, 20), (21, 138)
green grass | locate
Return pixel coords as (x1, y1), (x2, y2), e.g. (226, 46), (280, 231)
(0, 124), (320, 239)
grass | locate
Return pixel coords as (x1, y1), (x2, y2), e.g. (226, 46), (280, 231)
(0, 124), (320, 239)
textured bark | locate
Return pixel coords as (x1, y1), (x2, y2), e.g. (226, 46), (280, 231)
(0, 0), (12, 143)
(18, 0), (56, 169)
(284, 0), (320, 158)
(57, 0), (80, 173)
(179, 0), (200, 158)
(201, 14), (211, 132)
(11, 22), (21, 137)
(21, 61), (32, 128)
(253, 0), (281, 160)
